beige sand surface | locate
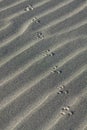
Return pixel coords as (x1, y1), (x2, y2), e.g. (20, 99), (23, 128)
(0, 0), (87, 130)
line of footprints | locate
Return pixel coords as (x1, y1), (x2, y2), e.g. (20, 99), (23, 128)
(25, 4), (57, 57)
(57, 85), (74, 117)
(24, 4), (61, 71)
(24, 4), (57, 55)
(24, 3), (74, 117)
(24, 4), (44, 39)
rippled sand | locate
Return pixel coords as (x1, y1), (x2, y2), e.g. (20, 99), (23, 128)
(0, 0), (87, 130)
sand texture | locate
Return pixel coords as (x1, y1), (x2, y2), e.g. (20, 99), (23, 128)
(0, 0), (87, 130)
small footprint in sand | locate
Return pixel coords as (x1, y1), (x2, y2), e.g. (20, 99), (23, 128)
(36, 32), (44, 39)
(44, 49), (55, 57)
(60, 106), (74, 116)
(57, 85), (64, 94)
(57, 85), (69, 95)
(54, 70), (62, 74)
(49, 52), (55, 56)
(53, 65), (58, 70)
(67, 111), (74, 116)
(51, 65), (62, 74)
(32, 17), (40, 24)
(25, 4), (33, 11)
(51, 65), (62, 73)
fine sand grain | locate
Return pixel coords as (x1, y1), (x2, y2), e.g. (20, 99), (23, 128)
(0, 0), (87, 130)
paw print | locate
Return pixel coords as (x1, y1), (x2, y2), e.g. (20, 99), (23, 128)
(57, 85), (69, 95)
(43, 49), (55, 57)
(36, 32), (44, 39)
(32, 17), (40, 23)
(25, 4), (33, 11)
(60, 106), (74, 117)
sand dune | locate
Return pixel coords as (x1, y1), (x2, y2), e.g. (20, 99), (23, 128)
(0, 0), (87, 130)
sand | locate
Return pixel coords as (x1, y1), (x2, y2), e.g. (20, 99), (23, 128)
(0, 0), (87, 130)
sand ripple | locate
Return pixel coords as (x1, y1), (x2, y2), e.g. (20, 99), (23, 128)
(0, 0), (87, 130)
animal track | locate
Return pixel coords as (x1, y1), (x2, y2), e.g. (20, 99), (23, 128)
(32, 17), (40, 24)
(60, 106), (74, 116)
(36, 32), (44, 39)
(43, 49), (55, 57)
(57, 85), (69, 95)
(51, 65), (63, 74)
(25, 4), (33, 11)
